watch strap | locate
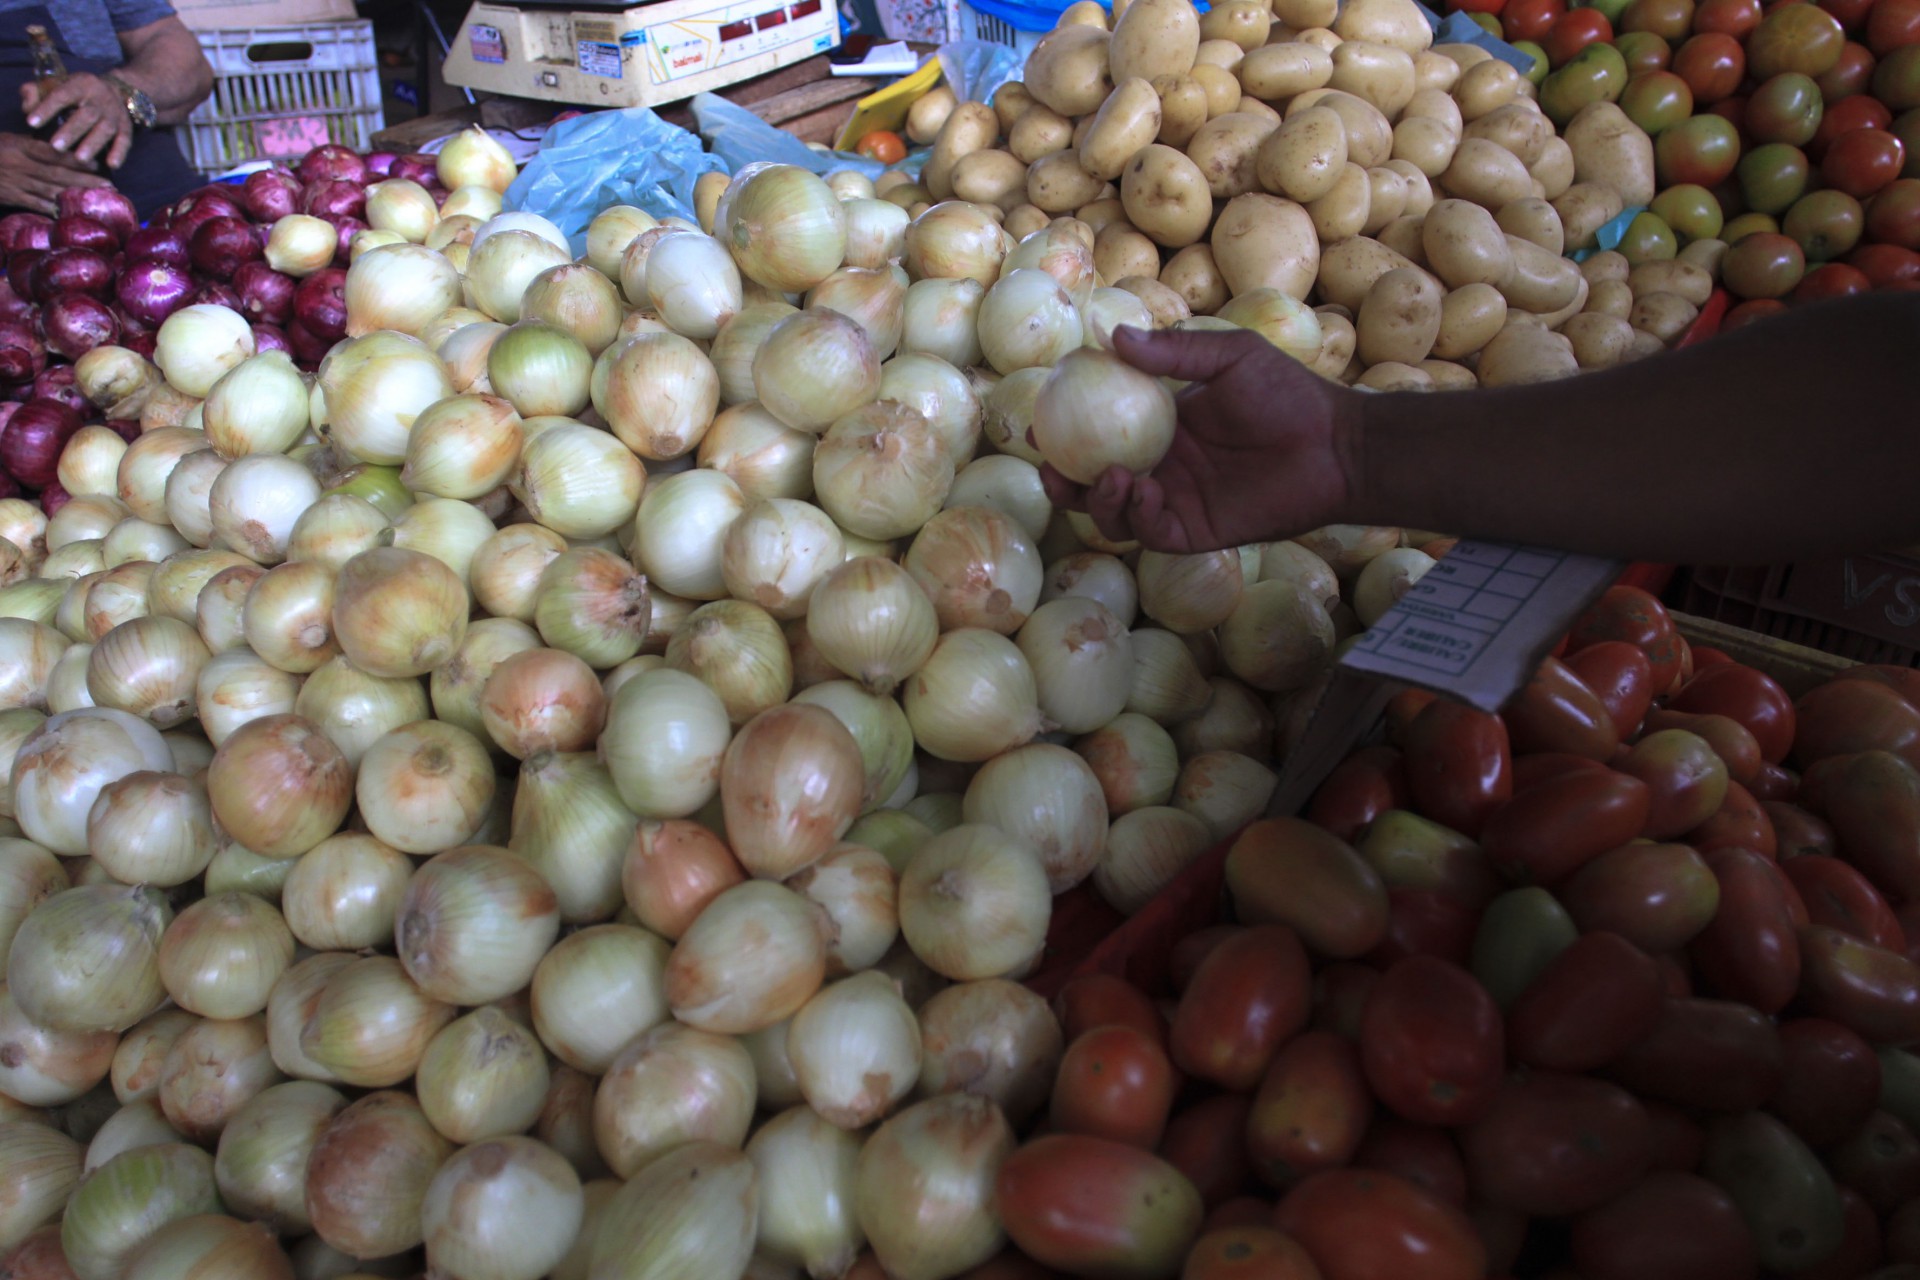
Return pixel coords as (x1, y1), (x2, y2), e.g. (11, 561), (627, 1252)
(103, 74), (155, 128)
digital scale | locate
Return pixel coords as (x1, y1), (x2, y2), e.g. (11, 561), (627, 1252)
(442, 0), (842, 109)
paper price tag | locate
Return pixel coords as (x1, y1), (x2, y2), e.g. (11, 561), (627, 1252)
(257, 116), (329, 158)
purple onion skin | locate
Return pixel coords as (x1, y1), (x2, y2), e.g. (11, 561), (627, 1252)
(251, 322), (291, 357)
(52, 217), (115, 254)
(105, 418), (140, 444)
(0, 470), (18, 501)
(123, 330), (157, 361)
(7, 251), (41, 303)
(56, 188), (136, 245)
(302, 180), (366, 223)
(125, 226), (190, 269)
(191, 281), (243, 312)
(30, 248), (112, 303)
(42, 293), (118, 361)
(328, 217), (364, 263)
(240, 169), (304, 223)
(0, 401), (19, 429)
(0, 322), (47, 383)
(297, 145), (368, 186)
(0, 399), (81, 488)
(39, 480), (69, 513)
(390, 154), (438, 186)
(33, 366), (87, 417)
(189, 217), (264, 282)
(0, 213), (53, 253)
(285, 319), (331, 367)
(293, 267), (348, 342)
(234, 262), (295, 326)
(0, 276), (33, 326)
(116, 261), (195, 329)
(364, 152), (396, 177)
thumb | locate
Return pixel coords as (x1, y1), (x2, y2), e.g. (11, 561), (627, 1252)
(1111, 324), (1265, 383)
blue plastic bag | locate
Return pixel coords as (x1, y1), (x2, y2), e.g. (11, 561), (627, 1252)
(1414, 1), (1538, 73)
(937, 38), (1026, 105)
(691, 93), (894, 179)
(504, 109), (726, 255)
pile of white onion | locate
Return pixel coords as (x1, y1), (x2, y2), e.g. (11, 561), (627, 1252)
(0, 130), (1438, 1280)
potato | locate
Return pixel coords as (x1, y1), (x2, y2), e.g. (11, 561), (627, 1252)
(1317, 236), (1419, 311)
(1308, 162), (1373, 240)
(1201, 0), (1274, 50)
(1274, 0), (1338, 28)
(1421, 199), (1513, 289)
(1072, 113), (1097, 150)
(1026, 26), (1115, 117)
(1413, 49), (1462, 93)
(1623, 329), (1667, 362)
(1192, 63), (1245, 117)
(1116, 275), (1193, 327)
(1419, 358), (1477, 389)
(1629, 260), (1713, 308)
(1212, 192), (1320, 299)
(1318, 91), (1393, 168)
(1009, 105), (1075, 164)
(1477, 325), (1577, 386)
(1294, 25), (1342, 50)
(1679, 238), (1729, 277)
(1161, 243), (1229, 314)
(1496, 197), (1563, 255)
(1376, 213), (1427, 265)
(1005, 204), (1051, 241)
(1383, 160), (1435, 215)
(1332, 0), (1433, 52)
(1238, 42), (1333, 101)
(1402, 87), (1464, 134)
(1440, 138), (1532, 210)
(1237, 96), (1283, 125)
(1453, 58), (1523, 121)
(1498, 235), (1581, 315)
(1436, 43), (1493, 73)
(1628, 291), (1697, 343)
(1563, 101), (1656, 209)
(925, 102), (998, 201)
(1120, 144), (1214, 247)
(1286, 87), (1335, 114)
(1188, 112), (1279, 198)
(1076, 198), (1129, 232)
(1392, 116), (1460, 177)
(952, 149), (1029, 210)
(908, 87), (957, 145)
(1256, 105), (1348, 203)
(1551, 182), (1626, 253)
(1081, 77), (1165, 181)
(1577, 249), (1628, 285)
(1356, 266), (1443, 366)
(1431, 282), (1506, 358)
(1309, 309), (1358, 379)
(991, 83), (1035, 135)
(1105, 225), (1159, 285)
(1112, 0), (1201, 82)
(1584, 278), (1633, 319)
(1465, 103), (1552, 168)
(1196, 38), (1248, 68)
(1361, 168), (1410, 235)
(1153, 74), (1211, 148)
(1329, 41), (1417, 118)
(1029, 150), (1109, 213)
(1060, 0), (1110, 25)
(1530, 136), (1575, 200)
(1501, 309), (1548, 331)
(1356, 361), (1434, 391)
(1562, 312), (1634, 369)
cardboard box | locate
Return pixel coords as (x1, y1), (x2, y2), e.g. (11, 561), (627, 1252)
(172, 0), (356, 34)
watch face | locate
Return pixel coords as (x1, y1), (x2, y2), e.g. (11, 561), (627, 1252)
(129, 89), (155, 127)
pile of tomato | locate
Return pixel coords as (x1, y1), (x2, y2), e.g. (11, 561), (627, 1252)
(946, 584), (1920, 1280)
(1452, 0), (1920, 317)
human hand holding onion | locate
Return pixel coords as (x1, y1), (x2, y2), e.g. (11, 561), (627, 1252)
(1035, 325), (1363, 556)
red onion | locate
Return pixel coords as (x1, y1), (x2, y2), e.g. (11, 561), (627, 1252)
(40, 479), (68, 512)
(293, 267), (348, 341)
(125, 225), (190, 268)
(0, 471), (18, 500)
(124, 330), (157, 360)
(328, 216), (366, 261)
(116, 260), (193, 328)
(390, 154), (438, 186)
(0, 401), (19, 431)
(105, 418), (140, 443)
(0, 322), (47, 382)
(30, 247), (112, 302)
(241, 169), (304, 222)
(303, 180), (366, 222)
(234, 261), (296, 325)
(190, 216), (263, 281)
(285, 320), (331, 366)
(7, 250), (41, 301)
(298, 144), (368, 186)
(0, 399), (80, 487)
(192, 280), (243, 311)
(34, 366), (86, 416)
(42, 293), (118, 361)
(0, 276), (33, 325)
(251, 322), (291, 356)
(57, 188), (136, 244)
(365, 152), (397, 177)
(170, 188), (246, 243)
(0, 213), (51, 253)
(53, 216), (115, 254)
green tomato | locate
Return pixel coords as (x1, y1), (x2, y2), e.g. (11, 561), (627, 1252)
(1736, 141), (1811, 217)
(1541, 46), (1629, 125)
(1470, 888), (1578, 1010)
(1512, 40), (1551, 84)
(1618, 210), (1679, 264)
(1581, 0), (1634, 26)
(1649, 183), (1725, 243)
(1468, 11), (1503, 36)
(1724, 211), (1782, 243)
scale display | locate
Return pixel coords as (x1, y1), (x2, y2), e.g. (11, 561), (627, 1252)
(640, 0), (829, 83)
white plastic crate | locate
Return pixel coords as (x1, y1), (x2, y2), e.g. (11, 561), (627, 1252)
(181, 20), (384, 173)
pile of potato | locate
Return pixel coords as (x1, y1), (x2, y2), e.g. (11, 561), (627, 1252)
(889, 0), (1722, 388)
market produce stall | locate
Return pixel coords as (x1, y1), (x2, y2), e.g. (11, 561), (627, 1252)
(1, 0), (1919, 1273)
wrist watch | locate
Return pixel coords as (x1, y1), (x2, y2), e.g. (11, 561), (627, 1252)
(102, 74), (156, 128)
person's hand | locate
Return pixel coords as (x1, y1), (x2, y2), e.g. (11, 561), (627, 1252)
(1038, 324), (1366, 554)
(0, 132), (112, 215)
(20, 73), (134, 170)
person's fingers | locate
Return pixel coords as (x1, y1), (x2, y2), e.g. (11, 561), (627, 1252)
(1037, 461), (1087, 513)
(1111, 324), (1265, 383)
(105, 125), (132, 171)
(73, 116), (120, 166)
(1123, 473), (1198, 554)
(1083, 466), (1139, 546)
(27, 78), (84, 131)
(49, 105), (101, 155)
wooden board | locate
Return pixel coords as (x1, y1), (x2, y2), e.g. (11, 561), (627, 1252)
(1671, 610), (1856, 698)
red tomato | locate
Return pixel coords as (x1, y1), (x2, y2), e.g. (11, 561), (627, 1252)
(1569, 586), (1684, 692)
(997, 1135), (1204, 1277)
(1643, 1100), (1709, 1171)
(1797, 925), (1920, 1045)
(1835, 664), (1920, 707)
(1508, 931), (1665, 1072)
(1504, 0), (1567, 41)
(1723, 231), (1808, 297)
(1873, 0), (1920, 54)
(1821, 0), (1873, 33)
(1481, 768), (1652, 884)
(1750, 0), (1849, 75)
(1159, 1094), (1255, 1207)
(1795, 679), (1920, 765)
(1828, 1110), (1920, 1213)
(1273, 1169), (1486, 1280)
(1869, 177), (1920, 248)
(1673, 662), (1798, 763)
(1845, 241), (1920, 283)
(854, 130), (906, 164)
(1724, 297), (1792, 328)
(1401, 699), (1513, 838)
(1624, 0), (1695, 38)
(1312, 962), (1380, 1040)
(1771, 1017), (1883, 1148)
(1609, 997), (1785, 1112)
(1181, 1228), (1324, 1280)
(1226, 818), (1391, 960)
(1054, 973), (1168, 1048)
(1247, 1030), (1373, 1190)
(1690, 847), (1804, 1013)
(1644, 708), (1763, 786)
(1546, 7), (1615, 62)
(1358, 956), (1504, 1126)
(1564, 640), (1657, 739)
(1687, 780), (1778, 856)
(1619, 729), (1732, 837)
(1571, 1172), (1761, 1280)
(1561, 842), (1721, 953)
(1765, 800), (1837, 858)
(1817, 40), (1878, 98)
(1796, 1187), (1886, 1280)
(1368, 889), (1480, 969)
(1673, 31), (1747, 99)
(1460, 1072), (1654, 1217)
(1793, 260), (1874, 300)
(1801, 750), (1920, 903)
(1748, 71), (1827, 145)
(1170, 926), (1311, 1091)
(1307, 744), (1409, 842)
(1203, 1198), (1276, 1234)
(1504, 656), (1620, 759)
(1813, 93), (1896, 159)
(1352, 1119), (1469, 1208)
(1171, 925), (1242, 994)
(1826, 128), (1908, 197)
(1051, 1025), (1178, 1149)
(1784, 855), (1907, 950)
(1699, 0), (1764, 35)
(1511, 751), (1611, 791)
(1386, 689), (1440, 747)
(1748, 760), (1799, 800)
(1352, 809), (1500, 911)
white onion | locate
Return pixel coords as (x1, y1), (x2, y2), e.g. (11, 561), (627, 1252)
(1076, 711), (1181, 814)
(465, 229), (569, 323)
(296, 653), (431, 769)
(399, 393), (523, 502)
(59, 1142), (221, 1280)
(533, 547), (652, 669)
(303, 1090), (453, 1260)
(808, 266), (907, 359)
(709, 304), (800, 408)
(1016, 596), (1134, 735)
(0, 834), (65, 980)
(422, 1137), (583, 1280)
(395, 844), (558, 1004)
(0, 1121), (82, 1252)
(903, 506), (1042, 635)
(805, 557), (937, 696)
(472, 524), (566, 623)
(1031, 347), (1178, 485)
(344, 244), (461, 337)
(108, 1007), (193, 1104)
(157, 890), (293, 1019)
(529, 923), (669, 1074)
(854, 1093), (1013, 1280)
(916, 978), (1064, 1128)
(903, 629), (1042, 764)
(1137, 550), (1244, 635)
(511, 424), (644, 540)
(85, 1098), (182, 1173)
(901, 277), (987, 370)
(0, 619), (67, 713)
(720, 498), (843, 621)
(1218, 579), (1339, 694)
(280, 833), (410, 952)
(586, 205), (656, 278)
(332, 546), (469, 679)
(665, 599), (792, 726)
(59, 426), (129, 498)
(297, 955), (454, 1088)
(788, 970), (921, 1128)
(978, 269), (1084, 374)
(899, 824), (1050, 981)
(620, 818), (745, 942)
(1128, 628), (1213, 725)
(595, 332), (720, 462)
(747, 1106), (866, 1278)
(665, 880), (827, 1034)
(206, 713), (352, 858)
(719, 702), (863, 880)
(1176, 749), (1280, 840)
(724, 165), (849, 293)
(155, 306), (254, 398)
(791, 680), (914, 814)
(415, 1008), (549, 1145)
(206, 455), (319, 565)
(318, 331), (454, 466)
(601, 668), (732, 818)
(1094, 805), (1216, 914)
(632, 469), (745, 601)
(507, 750), (636, 923)
(1173, 677), (1277, 759)
(753, 309), (881, 434)
(12, 708), (173, 856)
(945, 456), (1050, 545)
(155, 1013), (284, 1144)
(590, 1021), (756, 1177)
(813, 401), (953, 542)
(904, 202), (1010, 285)
(645, 232), (743, 340)
(0, 984), (116, 1105)
(587, 1142), (757, 1280)
(264, 215), (336, 277)
(963, 743), (1109, 894)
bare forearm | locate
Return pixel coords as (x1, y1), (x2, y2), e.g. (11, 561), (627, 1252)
(115, 23), (212, 123)
(1351, 293), (1920, 565)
